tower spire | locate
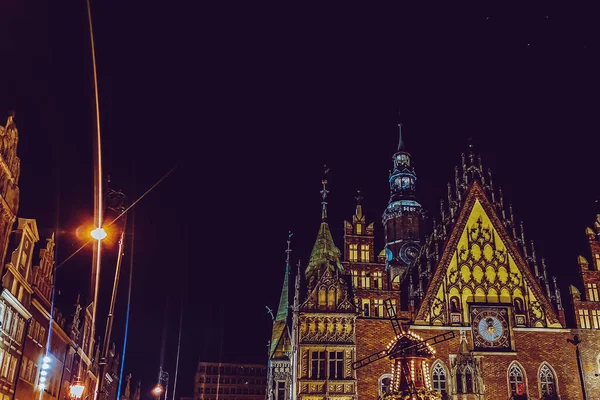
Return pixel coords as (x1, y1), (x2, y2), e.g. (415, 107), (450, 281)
(397, 123), (404, 151)
(269, 232), (293, 356)
(320, 165), (330, 222)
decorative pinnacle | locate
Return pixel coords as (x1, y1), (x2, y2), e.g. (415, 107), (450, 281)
(397, 123), (404, 151)
(320, 165), (330, 221)
(285, 231), (293, 265)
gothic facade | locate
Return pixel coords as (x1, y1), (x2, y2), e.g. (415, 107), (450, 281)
(267, 125), (600, 400)
(0, 113), (103, 400)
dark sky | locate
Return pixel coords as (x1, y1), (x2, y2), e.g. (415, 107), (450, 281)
(1, 2), (600, 399)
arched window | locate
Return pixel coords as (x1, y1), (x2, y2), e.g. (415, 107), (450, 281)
(431, 363), (447, 394)
(508, 364), (526, 396)
(539, 364), (556, 395)
(465, 368), (473, 393)
(456, 370), (463, 393)
(379, 374), (392, 397)
(514, 298), (524, 314)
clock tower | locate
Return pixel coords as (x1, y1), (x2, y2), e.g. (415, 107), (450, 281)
(382, 124), (423, 286)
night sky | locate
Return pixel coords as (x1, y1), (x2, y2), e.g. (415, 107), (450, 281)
(1, 3), (600, 399)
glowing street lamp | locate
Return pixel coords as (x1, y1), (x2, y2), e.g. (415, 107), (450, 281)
(90, 227), (107, 241)
(69, 379), (85, 399)
(152, 384), (164, 397)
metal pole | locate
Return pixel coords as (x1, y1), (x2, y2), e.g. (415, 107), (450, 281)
(172, 302), (183, 400)
(85, 0), (104, 397)
(101, 230), (126, 362)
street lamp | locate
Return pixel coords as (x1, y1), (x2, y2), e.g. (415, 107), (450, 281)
(90, 227), (107, 241)
(152, 385), (164, 397)
(69, 379), (86, 400)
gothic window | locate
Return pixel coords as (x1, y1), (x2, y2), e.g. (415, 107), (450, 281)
(372, 272), (383, 289)
(596, 254), (600, 270)
(328, 351), (344, 379)
(352, 270), (359, 288)
(539, 364), (556, 396)
(374, 299), (384, 317)
(508, 363), (526, 396)
(310, 351), (326, 379)
(465, 369), (473, 393)
(379, 374), (393, 397)
(276, 381), (285, 400)
(349, 244), (358, 262)
(432, 363), (447, 395)
(356, 223), (362, 235)
(362, 299), (370, 317)
(361, 271), (371, 288)
(360, 245), (370, 262)
(587, 283), (599, 302)
(579, 309), (591, 329)
(592, 310), (600, 329)
(455, 370), (463, 393)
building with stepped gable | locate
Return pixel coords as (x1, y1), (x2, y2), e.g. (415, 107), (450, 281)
(267, 124), (600, 400)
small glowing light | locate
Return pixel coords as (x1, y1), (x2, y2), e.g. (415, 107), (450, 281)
(43, 356), (51, 363)
(153, 385), (164, 395)
(91, 227), (107, 241)
(70, 381), (85, 399)
(38, 384), (46, 390)
(42, 363), (50, 370)
(41, 371), (47, 376)
(40, 377), (46, 383)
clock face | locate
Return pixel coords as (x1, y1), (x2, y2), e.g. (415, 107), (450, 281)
(399, 242), (420, 264)
(470, 306), (511, 350)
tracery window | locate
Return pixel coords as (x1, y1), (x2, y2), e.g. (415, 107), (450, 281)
(362, 299), (370, 317)
(508, 364), (526, 396)
(539, 364), (556, 395)
(431, 363), (447, 394)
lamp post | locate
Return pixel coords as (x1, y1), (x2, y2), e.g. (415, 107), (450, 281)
(97, 186), (128, 400)
(153, 367), (169, 400)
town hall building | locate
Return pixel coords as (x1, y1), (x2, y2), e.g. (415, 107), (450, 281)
(267, 125), (600, 400)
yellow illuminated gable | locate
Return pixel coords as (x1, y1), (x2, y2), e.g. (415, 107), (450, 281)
(417, 183), (561, 328)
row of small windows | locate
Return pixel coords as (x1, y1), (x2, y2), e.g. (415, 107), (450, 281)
(406, 362), (557, 398)
(197, 365), (266, 376)
(348, 244), (370, 262)
(197, 376), (265, 385)
(360, 298), (396, 318)
(195, 387), (265, 395)
(351, 271), (383, 289)
(578, 309), (600, 329)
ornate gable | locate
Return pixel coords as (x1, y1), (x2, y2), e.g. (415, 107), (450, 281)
(301, 268), (355, 313)
(415, 182), (561, 327)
